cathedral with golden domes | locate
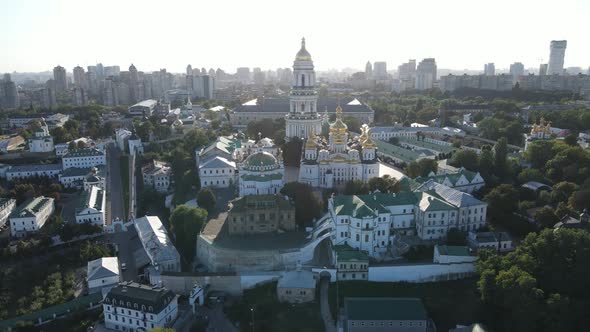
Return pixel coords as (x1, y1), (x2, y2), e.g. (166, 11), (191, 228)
(298, 106), (379, 188)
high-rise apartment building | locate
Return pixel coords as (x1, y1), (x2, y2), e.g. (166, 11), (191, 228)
(415, 58), (437, 90)
(539, 64), (548, 76)
(365, 61), (373, 79)
(236, 67), (251, 83)
(484, 63), (495, 76)
(373, 62), (387, 79)
(509, 62), (525, 83)
(0, 74), (20, 109)
(546, 40), (567, 75)
(53, 65), (68, 93)
(73, 66), (87, 89)
(398, 60), (416, 80)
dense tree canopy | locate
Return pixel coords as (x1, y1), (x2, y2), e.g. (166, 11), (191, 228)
(196, 188), (216, 213)
(280, 182), (323, 227)
(169, 205), (208, 269)
(477, 229), (590, 331)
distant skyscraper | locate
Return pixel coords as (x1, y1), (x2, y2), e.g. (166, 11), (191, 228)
(253, 67), (264, 86)
(73, 66), (87, 89)
(73, 87), (88, 106)
(546, 40), (567, 75)
(129, 64), (140, 103)
(398, 59), (416, 80)
(373, 62), (387, 79)
(539, 63), (548, 76)
(236, 67), (251, 83)
(484, 63), (495, 76)
(186, 64), (193, 76)
(53, 65), (68, 93)
(104, 66), (120, 77)
(0, 73), (20, 109)
(365, 61), (373, 79)
(509, 62), (525, 82)
(415, 58), (437, 90)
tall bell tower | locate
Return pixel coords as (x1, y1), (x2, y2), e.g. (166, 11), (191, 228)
(285, 38), (323, 140)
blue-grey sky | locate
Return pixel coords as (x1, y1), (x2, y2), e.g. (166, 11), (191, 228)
(1, 0), (588, 73)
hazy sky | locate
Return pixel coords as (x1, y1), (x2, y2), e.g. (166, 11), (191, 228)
(1, 0), (588, 74)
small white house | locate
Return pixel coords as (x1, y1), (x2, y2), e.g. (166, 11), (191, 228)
(468, 231), (513, 253)
(75, 185), (106, 225)
(277, 269), (317, 303)
(87, 257), (120, 294)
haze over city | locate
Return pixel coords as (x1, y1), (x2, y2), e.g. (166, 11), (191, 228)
(1, 0), (589, 73)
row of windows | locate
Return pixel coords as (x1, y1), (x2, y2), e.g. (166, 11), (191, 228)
(202, 168), (234, 175)
(350, 320), (424, 327)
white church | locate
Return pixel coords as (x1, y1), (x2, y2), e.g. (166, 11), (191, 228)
(287, 39), (380, 188)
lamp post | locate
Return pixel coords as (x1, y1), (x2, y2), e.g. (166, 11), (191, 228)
(250, 307), (255, 332)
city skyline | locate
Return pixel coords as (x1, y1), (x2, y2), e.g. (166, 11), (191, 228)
(1, 0), (589, 74)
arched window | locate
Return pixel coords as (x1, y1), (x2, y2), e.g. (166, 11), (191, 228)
(301, 74), (305, 87)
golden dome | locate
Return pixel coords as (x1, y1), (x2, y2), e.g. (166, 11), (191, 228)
(330, 106), (347, 134)
(295, 37), (312, 61)
(360, 125), (376, 148)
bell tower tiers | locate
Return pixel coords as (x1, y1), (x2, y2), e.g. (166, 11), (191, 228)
(286, 38), (322, 140)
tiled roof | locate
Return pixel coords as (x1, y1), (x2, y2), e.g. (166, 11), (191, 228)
(104, 282), (175, 313)
(134, 216), (180, 265)
(11, 196), (53, 218)
(199, 156), (236, 169)
(87, 257), (119, 280)
(7, 163), (62, 173)
(418, 181), (484, 208)
(63, 147), (104, 158)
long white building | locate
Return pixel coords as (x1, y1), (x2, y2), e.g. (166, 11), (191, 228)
(9, 196), (55, 238)
(134, 216), (181, 272)
(62, 147), (106, 169)
(142, 160), (173, 193)
(327, 181), (487, 259)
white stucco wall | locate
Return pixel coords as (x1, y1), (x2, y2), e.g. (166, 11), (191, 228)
(368, 263), (475, 283)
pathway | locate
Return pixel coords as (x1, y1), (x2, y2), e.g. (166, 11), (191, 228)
(320, 277), (336, 332)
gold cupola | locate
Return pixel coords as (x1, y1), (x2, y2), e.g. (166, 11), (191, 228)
(330, 106), (348, 135)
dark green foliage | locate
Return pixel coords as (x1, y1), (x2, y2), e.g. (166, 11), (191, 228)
(476, 229), (590, 332)
(196, 188), (216, 213)
(280, 182), (323, 227)
(368, 175), (400, 193)
(446, 228), (467, 246)
(169, 205), (207, 269)
(343, 180), (369, 195)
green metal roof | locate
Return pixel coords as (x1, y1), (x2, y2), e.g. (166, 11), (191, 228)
(335, 245), (369, 261)
(229, 195), (293, 213)
(417, 192), (456, 211)
(414, 169), (480, 186)
(345, 297), (428, 321)
(243, 151), (278, 168)
(436, 245), (471, 256)
(332, 192), (418, 218)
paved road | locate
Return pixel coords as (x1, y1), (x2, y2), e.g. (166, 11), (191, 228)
(106, 145), (124, 223)
(104, 228), (141, 281)
(320, 277), (336, 332)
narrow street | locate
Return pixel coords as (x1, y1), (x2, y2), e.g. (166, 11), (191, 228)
(320, 277), (336, 332)
(106, 144), (124, 223)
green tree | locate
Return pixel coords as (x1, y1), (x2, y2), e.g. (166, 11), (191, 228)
(551, 181), (579, 204)
(343, 180), (370, 195)
(282, 138), (302, 166)
(478, 146), (494, 178)
(451, 150), (479, 171)
(280, 182), (323, 227)
(368, 175), (400, 193)
(517, 168), (545, 184)
(493, 137), (508, 176)
(534, 206), (559, 228)
(405, 161), (422, 178)
(524, 140), (556, 169)
(476, 229), (590, 332)
(196, 188), (216, 213)
(446, 228), (467, 246)
(169, 205), (207, 268)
